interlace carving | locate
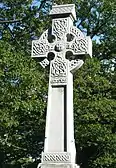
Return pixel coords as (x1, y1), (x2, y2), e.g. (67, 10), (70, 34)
(33, 42), (49, 56)
(51, 54), (67, 77)
(50, 5), (75, 16)
(39, 29), (49, 41)
(70, 26), (88, 54)
(42, 152), (71, 163)
(32, 29), (50, 57)
(32, 24), (89, 80)
(53, 18), (68, 40)
(69, 59), (84, 72)
(40, 58), (49, 68)
(71, 39), (88, 53)
(70, 26), (85, 39)
(50, 53), (67, 85)
(32, 6), (92, 86)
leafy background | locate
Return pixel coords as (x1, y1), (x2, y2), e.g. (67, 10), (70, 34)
(0, 0), (116, 167)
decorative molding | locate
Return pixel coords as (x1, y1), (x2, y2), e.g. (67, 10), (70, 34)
(49, 4), (76, 20)
(42, 152), (71, 163)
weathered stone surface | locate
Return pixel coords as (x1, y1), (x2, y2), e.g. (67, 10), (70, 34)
(31, 3), (92, 168)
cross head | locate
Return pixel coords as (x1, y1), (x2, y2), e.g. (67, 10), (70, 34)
(32, 4), (92, 86)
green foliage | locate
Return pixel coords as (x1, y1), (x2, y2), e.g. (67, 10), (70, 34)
(0, 0), (51, 53)
(0, 0), (116, 167)
(74, 58), (116, 167)
(0, 40), (48, 167)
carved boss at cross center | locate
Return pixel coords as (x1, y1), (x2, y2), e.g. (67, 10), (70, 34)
(32, 15), (91, 85)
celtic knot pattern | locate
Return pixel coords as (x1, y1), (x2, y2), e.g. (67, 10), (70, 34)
(51, 54), (67, 77)
(53, 18), (68, 40)
(69, 26), (88, 54)
(42, 152), (71, 163)
(50, 53), (67, 85)
(33, 42), (49, 56)
(69, 59), (84, 72)
(70, 26), (84, 39)
(32, 29), (50, 57)
(32, 5), (92, 168)
(39, 29), (48, 41)
(40, 58), (49, 68)
(32, 8), (92, 86)
(71, 39), (88, 53)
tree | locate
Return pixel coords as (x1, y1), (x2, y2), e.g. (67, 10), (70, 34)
(0, 0), (116, 167)
(0, 0), (51, 53)
(74, 58), (116, 168)
(0, 40), (48, 167)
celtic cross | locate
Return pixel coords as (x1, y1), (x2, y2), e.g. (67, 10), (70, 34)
(32, 4), (92, 168)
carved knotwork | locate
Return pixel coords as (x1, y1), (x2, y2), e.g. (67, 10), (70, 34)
(52, 18), (68, 40)
(67, 26), (88, 54)
(32, 6), (92, 85)
(33, 42), (49, 56)
(42, 152), (71, 163)
(50, 53), (67, 85)
(69, 60), (84, 73)
(40, 58), (49, 68)
(32, 29), (50, 57)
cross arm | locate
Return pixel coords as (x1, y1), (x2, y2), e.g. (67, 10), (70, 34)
(32, 29), (49, 58)
(66, 26), (92, 58)
(31, 29), (55, 68)
(65, 26), (92, 73)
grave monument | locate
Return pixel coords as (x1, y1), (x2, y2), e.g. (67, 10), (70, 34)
(31, 3), (92, 168)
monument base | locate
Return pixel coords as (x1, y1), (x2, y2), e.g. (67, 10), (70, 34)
(37, 163), (80, 168)
(37, 152), (79, 168)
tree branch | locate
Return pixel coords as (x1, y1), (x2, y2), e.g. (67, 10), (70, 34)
(77, 18), (85, 28)
(0, 19), (22, 24)
(91, 15), (111, 38)
(38, 0), (47, 11)
(0, 0), (47, 25)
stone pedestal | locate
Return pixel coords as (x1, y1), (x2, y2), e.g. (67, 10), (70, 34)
(37, 152), (79, 168)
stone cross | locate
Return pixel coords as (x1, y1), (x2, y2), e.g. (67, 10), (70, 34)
(32, 4), (92, 168)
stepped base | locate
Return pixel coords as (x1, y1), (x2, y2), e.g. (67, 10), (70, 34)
(37, 163), (80, 168)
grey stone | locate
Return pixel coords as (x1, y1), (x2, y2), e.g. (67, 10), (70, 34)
(31, 3), (92, 168)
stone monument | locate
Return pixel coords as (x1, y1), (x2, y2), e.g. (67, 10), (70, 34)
(31, 4), (92, 168)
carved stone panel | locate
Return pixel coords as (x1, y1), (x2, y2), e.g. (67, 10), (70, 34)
(32, 29), (50, 57)
(42, 152), (71, 163)
(69, 26), (88, 54)
(40, 58), (50, 68)
(50, 53), (67, 85)
(52, 18), (68, 40)
(69, 59), (84, 73)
